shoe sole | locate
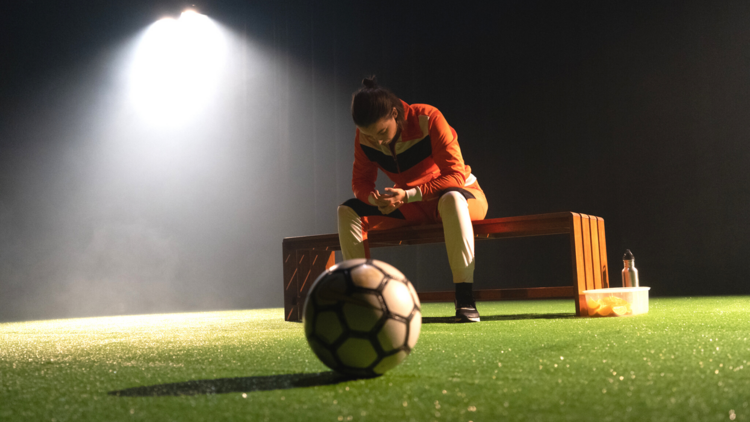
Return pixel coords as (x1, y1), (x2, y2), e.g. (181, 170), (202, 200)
(455, 315), (481, 323)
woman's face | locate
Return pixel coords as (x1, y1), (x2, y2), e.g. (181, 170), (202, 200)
(358, 107), (399, 146)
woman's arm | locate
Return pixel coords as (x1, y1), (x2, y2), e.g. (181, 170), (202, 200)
(417, 110), (467, 201)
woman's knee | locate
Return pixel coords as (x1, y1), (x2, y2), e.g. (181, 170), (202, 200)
(438, 191), (467, 210)
(338, 204), (356, 220)
(339, 203), (368, 228)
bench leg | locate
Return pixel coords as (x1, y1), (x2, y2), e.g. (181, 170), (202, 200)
(570, 213), (610, 316)
(596, 217), (610, 289)
(283, 245), (336, 322)
(282, 243), (299, 321)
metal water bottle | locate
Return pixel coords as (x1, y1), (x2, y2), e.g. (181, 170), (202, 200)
(621, 249), (639, 287)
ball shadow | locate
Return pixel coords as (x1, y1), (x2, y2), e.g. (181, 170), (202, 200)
(422, 312), (577, 324)
(109, 371), (355, 397)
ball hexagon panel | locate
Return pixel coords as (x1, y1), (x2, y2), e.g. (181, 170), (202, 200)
(372, 260), (406, 281)
(349, 264), (386, 290)
(337, 337), (378, 369)
(377, 318), (407, 353)
(407, 310), (422, 349)
(303, 300), (316, 338)
(313, 271), (349, 306)
(307, 337), (337, 369)
(373, 350), (408, 375)
(405, 280), (421, 308)
(342, 292), (384, 332)
(328, 258), (367, 272)
(315, 311), (343, 345)
(381, 279), (415, 319)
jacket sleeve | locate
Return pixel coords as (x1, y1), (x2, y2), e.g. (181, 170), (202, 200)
(417, 111), (467, 201)
(352, 130), (378, 204)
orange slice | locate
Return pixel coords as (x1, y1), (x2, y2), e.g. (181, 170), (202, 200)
(596, 304), (612, 316)
(612, 305), (630, 316)
(587, 297), (600, 308)
(586, 298), (600, 315)
(601, 296), (629, 307)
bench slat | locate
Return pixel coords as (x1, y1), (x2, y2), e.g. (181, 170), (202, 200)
(597, 217), (610, 289)
(281, 212), (575, 250)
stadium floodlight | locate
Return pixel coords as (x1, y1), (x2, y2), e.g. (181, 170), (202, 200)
(129, 9), (226, 127)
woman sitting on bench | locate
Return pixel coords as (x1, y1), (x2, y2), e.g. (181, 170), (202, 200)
(338, 76), (489, 323)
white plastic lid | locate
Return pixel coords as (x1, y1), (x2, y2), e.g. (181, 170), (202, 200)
(582, 286), (651, 294)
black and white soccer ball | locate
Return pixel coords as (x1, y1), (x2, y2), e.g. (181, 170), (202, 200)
(303, 258), (422, 377)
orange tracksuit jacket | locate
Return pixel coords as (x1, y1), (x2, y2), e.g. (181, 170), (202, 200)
(352, 101), (472, 203)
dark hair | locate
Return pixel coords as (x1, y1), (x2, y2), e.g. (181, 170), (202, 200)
(351, 76), (404, 128)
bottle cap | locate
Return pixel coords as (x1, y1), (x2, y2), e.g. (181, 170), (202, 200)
(623, 249), (634, 260)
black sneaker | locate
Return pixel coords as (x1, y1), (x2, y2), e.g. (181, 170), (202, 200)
(455, 299), (480, 322)
(454, 283), (480, 322)
(453, 283), (479, 322)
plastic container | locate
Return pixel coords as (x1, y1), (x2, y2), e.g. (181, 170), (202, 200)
(582, 287), (651, 317)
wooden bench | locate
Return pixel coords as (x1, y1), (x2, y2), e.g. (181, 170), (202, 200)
(282, 212), (609, 321)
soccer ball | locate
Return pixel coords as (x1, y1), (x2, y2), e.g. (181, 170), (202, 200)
(303, 258), (421, 377)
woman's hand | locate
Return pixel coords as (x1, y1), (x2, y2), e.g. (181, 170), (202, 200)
(369, 189), (404, 215)
(382, 187), (406, 204)
(379, 187), (405, 214)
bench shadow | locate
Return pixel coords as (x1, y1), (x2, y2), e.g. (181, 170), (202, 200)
(422, 313), (576, 324)
(109, 371), (355, 397)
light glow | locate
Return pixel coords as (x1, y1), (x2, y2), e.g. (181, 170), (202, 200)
(129, 10), (226, 126)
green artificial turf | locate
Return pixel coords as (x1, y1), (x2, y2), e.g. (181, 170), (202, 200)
(1, 297), (749, 422)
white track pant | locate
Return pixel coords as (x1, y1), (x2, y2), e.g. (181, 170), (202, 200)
(337, 191), (475, 284)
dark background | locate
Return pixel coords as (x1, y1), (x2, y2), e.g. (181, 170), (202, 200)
(1, 0), (748, 322)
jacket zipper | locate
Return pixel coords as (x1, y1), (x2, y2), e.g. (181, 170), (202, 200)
(388, 139), (401, 173)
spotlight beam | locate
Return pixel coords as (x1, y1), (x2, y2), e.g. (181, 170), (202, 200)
(129, 10), (226, 127)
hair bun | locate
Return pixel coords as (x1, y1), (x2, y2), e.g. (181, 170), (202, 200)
(362, 76), (378, 89)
